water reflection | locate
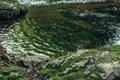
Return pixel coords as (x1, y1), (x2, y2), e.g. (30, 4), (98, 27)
(1, 4), (120, 55)
(2, 16), (120, 55)
(0, 20), (18, 42)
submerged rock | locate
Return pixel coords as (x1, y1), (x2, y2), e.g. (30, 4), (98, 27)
(0, 1), (27, 20)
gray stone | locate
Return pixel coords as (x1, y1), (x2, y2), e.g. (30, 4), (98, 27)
(9, 72), (19, 77)
(71, 60), (87, 68)
(0, 1), (27, 20)
(44, 49), (89, 68)
(84, 65), (96, 75)
(96, 61), (120, 80)
(62, 68), (72, 74)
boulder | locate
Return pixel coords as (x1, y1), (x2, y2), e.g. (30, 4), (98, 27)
(16, 55), (49, 67)
(0, 1), (27, 20)
(96, 61), (120, 80)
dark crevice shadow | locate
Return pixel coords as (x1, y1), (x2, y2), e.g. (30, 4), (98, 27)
(0, 15), (26, 44)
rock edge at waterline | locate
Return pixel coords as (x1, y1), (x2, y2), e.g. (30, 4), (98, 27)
(0, 1), (27, 20)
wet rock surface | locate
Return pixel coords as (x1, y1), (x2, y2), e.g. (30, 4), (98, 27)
(0, 1), (27, 20)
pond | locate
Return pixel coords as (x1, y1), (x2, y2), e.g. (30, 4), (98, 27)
(0, 3), (120, 56)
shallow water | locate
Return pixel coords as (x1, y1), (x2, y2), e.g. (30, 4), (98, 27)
(0, 3), (120, 56)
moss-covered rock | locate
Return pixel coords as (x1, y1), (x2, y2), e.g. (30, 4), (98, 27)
(0, 1), (27, 20)
(38, 45), (120, 80)
(0, 45), (120, 80)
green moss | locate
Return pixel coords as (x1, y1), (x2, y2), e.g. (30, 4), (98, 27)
(110, 45), (120, 55)
(80, 50), (98, 57)
(0, 61), (27, 80)
(40, 68), (57, 75)
(43, 45), (120, 79)
(49, 69), (85, 80)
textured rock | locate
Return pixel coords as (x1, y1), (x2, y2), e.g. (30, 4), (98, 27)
(67, 50), (89, 59)
(44, 49), (89, 68)
(9, 72), (19, 77)
(71, 60), (87, 68)
(0, 1), (27, 20)
(19, 55), (49, 67)
(84, 65), (96, 76)
(96, 61), (120, 80)
(62, 68), (72, 74)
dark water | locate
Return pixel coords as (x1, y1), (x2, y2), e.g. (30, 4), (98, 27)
(1, 3), (120, 55)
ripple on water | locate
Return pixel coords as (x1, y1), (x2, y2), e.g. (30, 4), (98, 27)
(0, 3), (120, 55)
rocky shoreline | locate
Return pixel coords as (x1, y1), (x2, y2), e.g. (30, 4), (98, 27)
(0, 45), (120, 80)
(0, 1), (120, 80)
(41, 48), (120, 80)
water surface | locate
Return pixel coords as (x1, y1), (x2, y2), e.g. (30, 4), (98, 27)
(1, 3), (120, 56)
